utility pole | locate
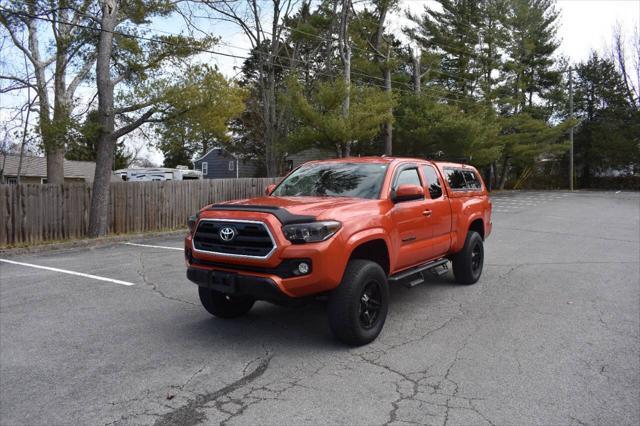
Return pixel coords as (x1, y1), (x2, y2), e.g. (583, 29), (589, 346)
(569, 67), (574, 191)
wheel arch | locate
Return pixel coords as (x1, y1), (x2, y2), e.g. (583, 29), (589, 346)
(345, 230), (391, 276)
(468, 217), (485, 240)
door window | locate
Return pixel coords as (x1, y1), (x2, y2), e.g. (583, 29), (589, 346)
(422, 165), (443, 198)
(395, 167), (422, 188)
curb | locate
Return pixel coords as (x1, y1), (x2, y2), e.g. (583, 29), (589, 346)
(0, 229), (187, 257)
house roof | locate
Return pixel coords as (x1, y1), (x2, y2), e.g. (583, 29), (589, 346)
(192, 147), (226, 163)
(0, 153), (96, 180)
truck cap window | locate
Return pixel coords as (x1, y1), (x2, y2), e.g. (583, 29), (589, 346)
(461, 170), (481, 189)
(444, 168), (481, 191)
(272, 163), (388, 199)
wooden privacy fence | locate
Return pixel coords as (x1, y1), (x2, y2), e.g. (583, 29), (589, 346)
(0, 177), (279, 247)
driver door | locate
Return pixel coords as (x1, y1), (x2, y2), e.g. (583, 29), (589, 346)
(389, 164), (432, 270)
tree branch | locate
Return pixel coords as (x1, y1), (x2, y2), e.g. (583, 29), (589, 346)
(67, 54), (96, 97)
(114, 100), (155, 115)
(113, 109), (156, 139)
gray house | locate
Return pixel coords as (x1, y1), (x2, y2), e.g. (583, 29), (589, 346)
(0, 153), (96, 184)
(284, 148), (337, 171)
(193, 148), (258, 179)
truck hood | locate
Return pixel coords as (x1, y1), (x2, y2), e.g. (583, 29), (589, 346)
(212, 196), (381, 221)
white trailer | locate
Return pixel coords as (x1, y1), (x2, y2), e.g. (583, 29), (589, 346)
(113, 167), (202, 182)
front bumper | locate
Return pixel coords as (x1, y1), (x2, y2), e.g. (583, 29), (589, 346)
(184, 213), (349, 298)
(187, 266), (293, 304)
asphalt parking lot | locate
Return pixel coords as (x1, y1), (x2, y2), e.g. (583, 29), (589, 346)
(1, 190), (639, 426)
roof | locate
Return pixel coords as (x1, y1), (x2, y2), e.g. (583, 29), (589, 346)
(0, 153), (96, 180)
(304, 156), (428, 164)
(193, 147), (228, 163)
(302, 156), (472, 168)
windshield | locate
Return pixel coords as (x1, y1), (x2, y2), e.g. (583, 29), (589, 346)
(272, 162), (388, 199)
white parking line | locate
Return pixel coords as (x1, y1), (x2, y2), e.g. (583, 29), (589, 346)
(122, 242), (183, 251)
(0, 259), (136, 286)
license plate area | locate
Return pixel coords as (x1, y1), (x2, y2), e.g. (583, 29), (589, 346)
(210, 270), (237, 293)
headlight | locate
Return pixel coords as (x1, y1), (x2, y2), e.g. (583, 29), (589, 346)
(282, 221), (341, 244)
(187, 212), (200, 235)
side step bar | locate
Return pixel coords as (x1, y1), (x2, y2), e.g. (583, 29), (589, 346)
(388, 258), (449, 288)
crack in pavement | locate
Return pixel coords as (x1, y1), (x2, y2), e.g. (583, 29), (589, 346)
(153, 354), (273, 426)
(136, 251), (196, 306)
(352, 332), (493, 426)
(210, 365), (323, 426)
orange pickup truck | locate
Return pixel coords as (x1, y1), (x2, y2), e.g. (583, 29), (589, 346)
(185, 157), (492, 345)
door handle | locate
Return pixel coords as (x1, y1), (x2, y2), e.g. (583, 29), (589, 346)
(422, 209), (432, 217)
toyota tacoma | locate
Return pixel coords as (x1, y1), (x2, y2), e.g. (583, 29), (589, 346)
(185, 157), (492, 345)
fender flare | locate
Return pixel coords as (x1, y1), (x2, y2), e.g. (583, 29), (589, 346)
(466, 213), (485, 235)
(452, 212), (484, 252)
(343, 228), (393, 273)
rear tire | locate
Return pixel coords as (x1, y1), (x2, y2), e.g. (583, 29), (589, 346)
(452, 231), (484, 285)
(198, 287), (255, 318)
(328, 260), (389, 346)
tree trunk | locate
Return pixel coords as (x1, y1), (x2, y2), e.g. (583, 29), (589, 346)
(88, 0), (118, 237)
(265, 73), (278, 176)
(498, 156), (509, 190)
(383, 64), (392, 156)
(339, 0), (351, 158)
(26, 12), (64, 184)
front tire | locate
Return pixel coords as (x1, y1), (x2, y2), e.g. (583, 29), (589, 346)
(198, 287), (255, 318)
(328, 260), (389, 346)
(452, 231), (484, 285)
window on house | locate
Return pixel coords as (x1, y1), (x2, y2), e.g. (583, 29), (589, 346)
(201, 162), (208, 176)
(41, 178), (48, 184)
(228, 160), (235, 171)
(6, 177), (17, 184)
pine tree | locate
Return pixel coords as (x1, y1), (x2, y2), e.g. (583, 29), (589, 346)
(573, 53), (640, 185)
(501, 0), (561, 114)
(66, 111), (132, 170)
(407, 0), (484, 100)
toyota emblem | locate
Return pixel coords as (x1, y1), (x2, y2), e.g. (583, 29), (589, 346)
(219, 227), (236, 242)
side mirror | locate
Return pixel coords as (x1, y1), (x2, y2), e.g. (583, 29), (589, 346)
(265, 184), (276, 195)
(392, 184), (424, 203)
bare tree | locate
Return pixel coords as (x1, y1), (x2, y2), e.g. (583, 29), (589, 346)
(612, 23), (640, 109)
(338, 0), (352, 157)
(88, 0), (214, 237)
(370, 0), (396, 156)
(200, 0), (297, 175)
(1, 0), (97, 184)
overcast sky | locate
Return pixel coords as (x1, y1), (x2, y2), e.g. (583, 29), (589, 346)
(201, 0), (640, 77)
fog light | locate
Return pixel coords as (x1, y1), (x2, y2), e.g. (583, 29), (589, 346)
(297, 262), (310, 275)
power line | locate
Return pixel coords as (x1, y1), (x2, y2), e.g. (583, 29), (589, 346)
(0, 5), (475, 104)
(5, 0), (483, 86)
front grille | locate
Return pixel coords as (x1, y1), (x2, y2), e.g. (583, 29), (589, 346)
(193, 220), (275, 258)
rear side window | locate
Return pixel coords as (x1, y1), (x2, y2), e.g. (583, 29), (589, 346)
(422, 165), (443, 199)
(444, 168), (482, 191)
